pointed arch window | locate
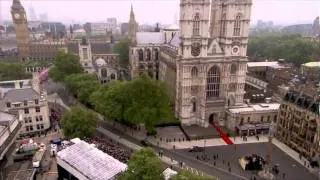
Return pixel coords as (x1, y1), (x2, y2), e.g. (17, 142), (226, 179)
(191, 98), (197, 112)
(193, 13), (200, 36)
(138, 49), (143, 61)
(146, 49), (151, 61)
(191, 66), (198, 78)
(101, 68), (107, 78)
(154, 49), (159, 60)
(206, 66), (220, 98)
(220, 14), (227, 37)
(233, 14), (241, 36)
(230, 64), (237, 75)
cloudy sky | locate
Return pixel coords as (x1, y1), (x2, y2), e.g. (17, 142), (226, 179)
(0, 0), (319, 25)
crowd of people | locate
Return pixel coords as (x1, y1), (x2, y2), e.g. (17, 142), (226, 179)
(84, 136), (131, 163)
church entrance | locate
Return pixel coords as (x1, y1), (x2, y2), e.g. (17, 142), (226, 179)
(209, 113), (218, 124)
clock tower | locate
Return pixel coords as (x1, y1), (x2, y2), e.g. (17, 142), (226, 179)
(11, 0), (30, 61)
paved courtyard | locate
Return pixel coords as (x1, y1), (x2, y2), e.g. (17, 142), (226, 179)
(177, 143), (318, 180)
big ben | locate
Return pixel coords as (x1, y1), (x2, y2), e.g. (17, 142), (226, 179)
(11, 0), (30, 61)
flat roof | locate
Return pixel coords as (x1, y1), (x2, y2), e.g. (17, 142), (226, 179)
(247, 61), (279, 68)
(228, 103), (280, 114)
(57, 140), (127, 180)
(302, 61), (320, 68)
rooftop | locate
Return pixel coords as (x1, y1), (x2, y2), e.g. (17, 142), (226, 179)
(67, 42), (116, 55)
(247, 61), (279, 68)
(164, 24), (179, 30)
(136, 32), (165, 45)
(57, 139), (127, 180)
(0, 111), (16, 123)
(3, 88), (40, 103)
(228, 103), (280, 114)
(302, 61), (320, 68)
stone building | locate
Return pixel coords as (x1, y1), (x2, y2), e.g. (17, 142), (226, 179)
(11, 0), (67, 63)
(1, 88), (50, 137)
(276, 90), (320, 159)
(226, 102), (279, 135)
(130, 0), (253, 127)
(67, 37), (120, 80)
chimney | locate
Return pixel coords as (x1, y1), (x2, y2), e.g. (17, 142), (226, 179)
(265, 97), (271, 104)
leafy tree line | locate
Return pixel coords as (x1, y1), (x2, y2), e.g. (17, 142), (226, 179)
(120, 148), (215, 180)
(0, 62), (32, 81)
(247, 34), (320, 66)
(50, 52), (175, 135)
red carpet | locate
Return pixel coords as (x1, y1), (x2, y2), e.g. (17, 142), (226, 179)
(211, 123), (233, 145)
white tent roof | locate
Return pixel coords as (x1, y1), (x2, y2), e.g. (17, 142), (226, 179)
(162, 168), (178, 180)
(57, 140), (127, 180)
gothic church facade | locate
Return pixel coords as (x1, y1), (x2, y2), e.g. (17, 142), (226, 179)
(130, 0), (253, 127)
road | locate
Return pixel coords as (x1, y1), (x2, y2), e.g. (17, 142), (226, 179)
(98, 121), (248, 180)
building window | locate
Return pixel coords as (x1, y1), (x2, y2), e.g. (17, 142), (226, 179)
(6, 103), (11, 108)
(191, 67), (198, 78)
(35, 99), (39, 104)
(267, 116), (270, 122)
(36, 107), (40, 112)
(274, 115), (277, 121)
(28, 117), (32, 123)
(101, 68), (107, 78)
(206, 66), (220, 98)
(191, 86), (198, 95)
(83, 48), (88, 59)
(37, 124), (40, 130)
(29, 126), (33, 131)
(191, 99), (196, 112)
(24, 101), (28, 106)
(36, 116), (39, 122)
(14, 104), (20, 107)
(40, 124), (44, 129)
(247, 116), (250, 122)
(24, 108), (29, 114)
(24, 117), (28, 123)
(26, 126), (29, 132)
(233, 14), (241, 36)
(261, 116), (264, 122)
(146, 49), (151, 61)
(110, 74), (116, 80)
(154, 49), (159, 60)
(230, 64), (237, 75)
(138, 49), (143, 61)
(39, 115), (43, 121)
(193, 13), (200, 36)
(220, 14), (227, 36)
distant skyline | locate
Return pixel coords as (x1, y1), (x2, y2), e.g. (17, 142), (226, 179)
(1, 0), (319, 25)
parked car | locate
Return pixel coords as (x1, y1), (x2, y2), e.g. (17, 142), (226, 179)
(188, 146), (204, 152)
(140, 140), (151, 147)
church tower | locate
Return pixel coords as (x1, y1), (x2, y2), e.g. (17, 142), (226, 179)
(11, 0), (30, 61)
(128, 4), (138, 45)
(176, 0), (211, 126)
(176, 0), (252, 127)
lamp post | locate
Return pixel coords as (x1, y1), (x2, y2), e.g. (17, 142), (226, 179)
(258, 121), (276, 180)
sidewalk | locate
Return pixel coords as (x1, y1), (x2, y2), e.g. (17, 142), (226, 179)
(169, 135), (269, 149)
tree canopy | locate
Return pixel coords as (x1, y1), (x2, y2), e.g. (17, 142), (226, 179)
(90, 74), (175, 132)
(0, 62), (32, 81)
(49, 51), (84, 83)
(247, 35), (320, 66)
(64, 74), (100, 105)
(119, 148), (164, 180)
(60, 105), (97, 139)
(115, 38), (130, 68)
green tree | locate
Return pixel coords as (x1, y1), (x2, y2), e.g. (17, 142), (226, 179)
(115, 39), (130, 68)
(124, 74), (174, 131)
(172, 170), (215, 180)
(49, 51), (84, 83)
(64, 74), (100, 105)
(247, 35), (320, 66)
(90, 75), (175, 132)
(119, 148), (164, 180)
(90, 81), (128, 121)
(0, 62), (32, 81)
(60, 105), (97, 139)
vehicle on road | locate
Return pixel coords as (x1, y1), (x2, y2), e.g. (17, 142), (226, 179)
(140, 140), (151, 147)
(188, 146), (204, 152)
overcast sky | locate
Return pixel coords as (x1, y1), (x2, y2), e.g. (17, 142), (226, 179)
(1, 0), (319, 25)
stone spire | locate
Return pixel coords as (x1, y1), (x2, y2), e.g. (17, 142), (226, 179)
(312, 16), (320, 37)
(128, 4), (137, 45)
